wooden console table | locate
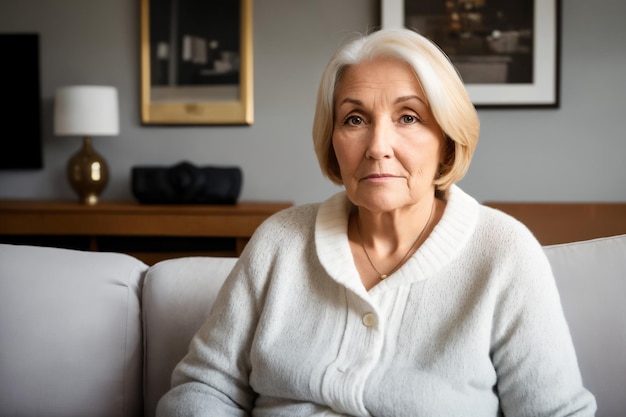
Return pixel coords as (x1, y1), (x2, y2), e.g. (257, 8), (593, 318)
(484, 202), (626, 245)
(0, 200), (292, 264)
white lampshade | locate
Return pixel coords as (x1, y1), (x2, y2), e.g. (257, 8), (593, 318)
(54, 86), (119, 136)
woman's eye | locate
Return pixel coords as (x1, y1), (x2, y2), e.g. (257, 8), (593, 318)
(400, 114), (419, 124)
(345, 115), (364, 126)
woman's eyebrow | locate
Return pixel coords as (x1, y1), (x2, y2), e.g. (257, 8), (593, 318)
(395, 95), (426, 105)
(338, 97), (362, 106)
(337, 95), (426, 107)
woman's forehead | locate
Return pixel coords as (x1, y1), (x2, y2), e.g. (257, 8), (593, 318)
(335, 58), (427, 101)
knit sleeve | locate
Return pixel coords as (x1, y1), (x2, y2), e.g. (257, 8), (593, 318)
(489, 227), (596, 416)
(155, 204), (310, 417)
(155, 254), (262, 417)
(153, 213), (288, 417)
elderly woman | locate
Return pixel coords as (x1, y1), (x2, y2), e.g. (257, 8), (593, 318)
(157, 28), (596, 416)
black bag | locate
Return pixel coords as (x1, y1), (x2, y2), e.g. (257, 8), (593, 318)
(131, 161), (242, 204)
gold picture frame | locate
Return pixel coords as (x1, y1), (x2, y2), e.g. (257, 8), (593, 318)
(140, 0), (253, 125)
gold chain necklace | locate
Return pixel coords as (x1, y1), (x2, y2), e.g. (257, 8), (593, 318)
(356, 200), (435, 280)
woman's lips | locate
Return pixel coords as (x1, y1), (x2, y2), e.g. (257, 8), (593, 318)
(361, 173), (398, 181)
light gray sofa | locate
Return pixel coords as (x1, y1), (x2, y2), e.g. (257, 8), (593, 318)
(0, 234), (625, 417)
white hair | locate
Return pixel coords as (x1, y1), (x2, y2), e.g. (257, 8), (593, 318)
(313, 28), (480, 194)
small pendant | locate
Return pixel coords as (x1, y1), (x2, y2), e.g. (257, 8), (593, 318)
(380, 274), (388, 280)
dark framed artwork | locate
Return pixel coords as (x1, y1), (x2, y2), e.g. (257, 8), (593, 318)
(381, 0), (561, 108)
(141, 0), (253, 125)
(0, 33), (43, 169)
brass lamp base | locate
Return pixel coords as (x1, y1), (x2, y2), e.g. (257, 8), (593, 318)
(67, 136), (109, 205)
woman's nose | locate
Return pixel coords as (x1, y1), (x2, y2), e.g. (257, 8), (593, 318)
(365, 121), (394, 159)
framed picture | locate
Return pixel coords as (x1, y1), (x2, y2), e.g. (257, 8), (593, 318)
(381, 0), (561, 108)
(140, 0), (253, 125)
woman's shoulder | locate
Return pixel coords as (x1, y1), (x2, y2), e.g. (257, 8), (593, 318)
(245, 202), (321, 251)
(258, 202), (320, 232)
(478, 204), (536, 239)
(475, 204), (547, 261)
(440, 186), (539, 252)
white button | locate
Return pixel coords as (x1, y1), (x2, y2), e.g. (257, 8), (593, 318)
(362, 313), (377, 327)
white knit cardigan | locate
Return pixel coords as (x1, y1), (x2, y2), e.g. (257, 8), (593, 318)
(157, 185), (596, 417)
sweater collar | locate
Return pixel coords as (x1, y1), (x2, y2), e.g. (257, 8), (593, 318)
(314, 185), (479, 293)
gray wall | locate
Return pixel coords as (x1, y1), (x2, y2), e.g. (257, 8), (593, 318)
(1, 0), (624, 205)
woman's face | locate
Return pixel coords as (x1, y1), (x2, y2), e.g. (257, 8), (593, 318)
(332, 57), (445, 213)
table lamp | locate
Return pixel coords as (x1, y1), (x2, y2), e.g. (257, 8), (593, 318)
(54, 86), (119, 205)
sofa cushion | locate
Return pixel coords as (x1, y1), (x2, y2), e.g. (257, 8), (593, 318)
(0, 244), (148, 417)
(143, 256), (238, 417)
(544, 234), (626, 417)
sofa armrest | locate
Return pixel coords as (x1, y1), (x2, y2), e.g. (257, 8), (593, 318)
(544, 234), (626, 417)
(143, 256), (238, 417)
(0, 244), (148, 417)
